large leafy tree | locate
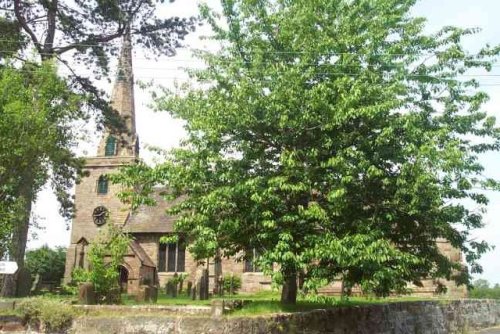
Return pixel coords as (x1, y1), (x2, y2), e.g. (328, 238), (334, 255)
(117, 0), (500, 304)
(0, 62), (83, 296)
(0, 0), (195, 296)
(25, 246), (67, 283)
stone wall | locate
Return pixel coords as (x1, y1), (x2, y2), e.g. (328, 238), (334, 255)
(68, 300), (500, 334)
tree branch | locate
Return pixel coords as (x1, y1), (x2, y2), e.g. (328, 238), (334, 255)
(42, 0), (57, 59)
(13, 0), (42, 54)
(53, 30), (124, 55)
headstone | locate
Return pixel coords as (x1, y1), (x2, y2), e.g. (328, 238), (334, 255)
(186, 281), (192, 297)
(203, 269), (209, 299)
(15, 268), (31, 297)
(178, 278), (184, 295)
(197, 269), (209, 300)
(217, 276), (224, 297)
(166, 281), (177, 298)
(136, 285), (151, 303)
(78, 283), (96, 305)
(30, 274), (41, 295)
(166, 281), (174, 296)
(172, 273), (178, 298)
(191, 285), (197, 300)
(211, 299), (224, 318)
(150, 286), (158, 303)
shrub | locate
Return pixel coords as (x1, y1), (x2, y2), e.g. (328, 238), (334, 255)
(223, 275), (242, 294)
(71, 225), (131, 304)
(469, 287), (500, 299)
(25, 246), (66, 284)
(17, 297), (78, 333)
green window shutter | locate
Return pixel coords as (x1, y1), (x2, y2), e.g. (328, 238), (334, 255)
(97, 176), (108, 194)
(105, 136), (116, 156)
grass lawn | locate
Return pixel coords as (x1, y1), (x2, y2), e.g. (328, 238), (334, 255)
(123, 289), (443, 316)
(0, 290), (450, 318)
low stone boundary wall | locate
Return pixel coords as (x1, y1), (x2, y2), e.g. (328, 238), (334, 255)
(75, 304), (211, 316)
(2, 299), (500, 333)
(71, 300), (500, 334)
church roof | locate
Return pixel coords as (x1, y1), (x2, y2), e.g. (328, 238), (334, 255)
(123, 188), (184, 233)
(129, 240), (155, 267)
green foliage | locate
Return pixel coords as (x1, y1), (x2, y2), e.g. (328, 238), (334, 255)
(472, 279), (490, 289)
(469, 279), (500, 299)
(0, 62), (84, 270)
(72, 225), (131, 304)
(223, 275), (242, 294)
(469, 286), (500, 299)
(25, 246), (66, 283)
(17, 297), (78, 333)
(168, 273), (187, 286)
(0, 0), (196, 128)
(117, 0), (500, 303)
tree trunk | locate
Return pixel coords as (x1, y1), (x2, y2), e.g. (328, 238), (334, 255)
(281, 269), (298, 304)
(1, 176), (33, 297)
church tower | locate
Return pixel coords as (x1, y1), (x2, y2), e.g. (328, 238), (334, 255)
(64, 34), (138, 279)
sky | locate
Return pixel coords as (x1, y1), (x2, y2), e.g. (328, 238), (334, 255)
(29, 0), (500, 285)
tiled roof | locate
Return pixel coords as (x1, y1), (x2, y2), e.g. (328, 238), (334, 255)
(123, 188), (184, 233)
(129, 240), (155, 267)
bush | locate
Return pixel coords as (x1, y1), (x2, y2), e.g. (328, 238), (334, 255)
(17, 297), (78, 333)
(469, 287), (500, 299)
(223, 275), (242, 294)
(25, 246), (66, 284)
(71, 225), (131, 304)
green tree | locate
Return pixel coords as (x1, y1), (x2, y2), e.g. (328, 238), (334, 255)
(0, 62), (83, 296)
(0, 0), (196, 124)
(0, 0), (195, 296)
(473, 279), (490, 290)
(72, 225), (131, 304)
(117, 0), (500, 304)
(25, 246), (67, 283)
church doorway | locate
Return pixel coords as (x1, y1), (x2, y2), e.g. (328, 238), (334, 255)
(118, 265), (129, 293)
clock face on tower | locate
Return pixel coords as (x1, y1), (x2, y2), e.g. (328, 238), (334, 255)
(92, 206), (108, 226)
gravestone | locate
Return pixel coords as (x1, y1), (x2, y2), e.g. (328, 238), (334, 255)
(211, 299), (224, 318)
(150, 286), (158, 303)
(30, 274), (41, 295)
(178, 278), (184, 295)
(166, 281), (174, 296)
(15, 268), (31, 297)
(78, 283), (96, 305)
(191, 285), (197, 300)
(217, 276), (224, 297)
(186, 281), (192, 297)
(197, 269), (209, 300)
(136, 285), (151, 303)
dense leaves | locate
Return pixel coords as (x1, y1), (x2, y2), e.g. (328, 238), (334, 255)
(0, 62), (83, 271)
(25, 246), (67, 283)
(118, 0), (500, 304)
(72, 225), (131, 304)
(0, 0), (195, 296)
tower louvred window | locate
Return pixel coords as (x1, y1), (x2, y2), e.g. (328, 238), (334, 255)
(97, 175), (108, 194)
(105, 136), (117, 156)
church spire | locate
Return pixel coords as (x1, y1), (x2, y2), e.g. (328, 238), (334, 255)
(111, 32), (136, 134)
(97, 32), (139, 158)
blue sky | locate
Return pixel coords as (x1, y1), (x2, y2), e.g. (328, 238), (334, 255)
(30, 0), (500, 285)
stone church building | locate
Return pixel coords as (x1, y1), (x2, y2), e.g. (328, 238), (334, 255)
(64, 37), (466, 298)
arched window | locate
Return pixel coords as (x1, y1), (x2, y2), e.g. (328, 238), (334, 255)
(97, 175), (108, 194)
(105, 136), (117, 156)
